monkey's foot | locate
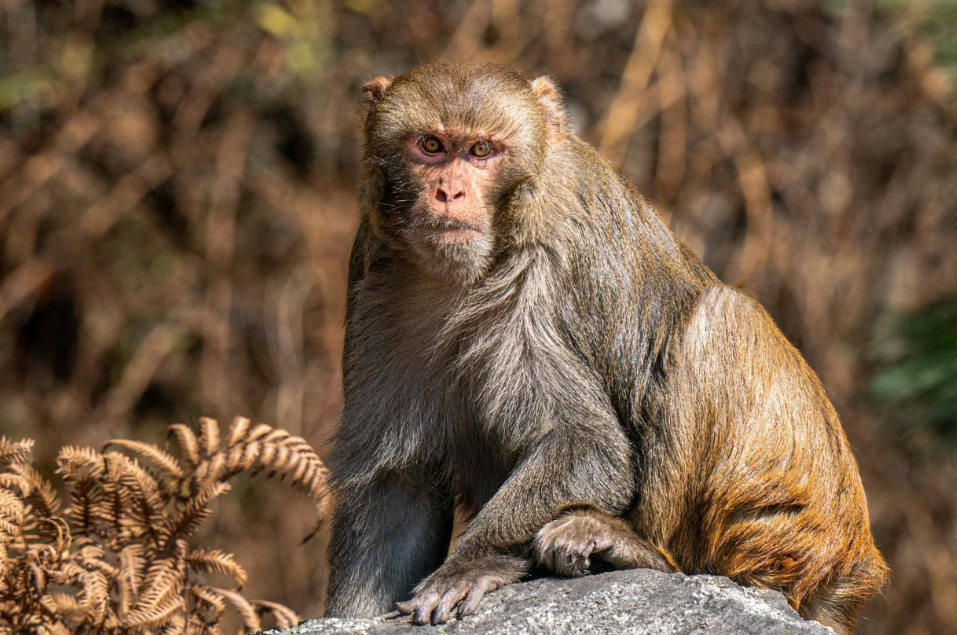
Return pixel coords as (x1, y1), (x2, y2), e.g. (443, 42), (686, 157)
(395, 555), (528, 625)
(533, 510), (676, 576)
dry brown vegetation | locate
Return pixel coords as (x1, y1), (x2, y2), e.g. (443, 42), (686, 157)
(0, 417), (328, 634)
(1, 0), (957, 633)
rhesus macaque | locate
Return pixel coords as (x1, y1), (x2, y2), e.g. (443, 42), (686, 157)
(324, 62), (887, 634)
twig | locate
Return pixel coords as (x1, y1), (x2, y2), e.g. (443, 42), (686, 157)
(598, 0), (674, 166)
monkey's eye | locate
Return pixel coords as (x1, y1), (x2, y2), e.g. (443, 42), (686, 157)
(470, 141), (493, 158)
(420, 136), (445, 154)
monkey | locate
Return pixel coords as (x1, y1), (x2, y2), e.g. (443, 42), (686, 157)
(323, 62), (888, 634)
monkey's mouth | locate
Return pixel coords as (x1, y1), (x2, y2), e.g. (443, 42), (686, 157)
(421, 218), (483, 232)
(418, 219), (485, 242)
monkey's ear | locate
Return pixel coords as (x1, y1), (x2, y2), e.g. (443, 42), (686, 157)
(362, 75), (393, 102)
(531, 76), (568, 143)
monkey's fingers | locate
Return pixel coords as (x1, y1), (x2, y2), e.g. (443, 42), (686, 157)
(593, 544), (635, 568)
(534, 523), (597, 575)
(432, 583), (470, 625)
(593, 538), (675, 573)
(554, 546), (592, 576)
(457, 578), (498, 618)
(533, 517), (584, 573)
(396, 592), (441, 625)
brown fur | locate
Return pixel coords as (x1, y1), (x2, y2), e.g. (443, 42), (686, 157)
(324, 62), (888, 632)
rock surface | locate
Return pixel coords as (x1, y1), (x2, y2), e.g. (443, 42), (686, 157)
(262, 569), (834, 635)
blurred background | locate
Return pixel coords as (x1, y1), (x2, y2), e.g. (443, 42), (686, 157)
(1, 0), (956, 632)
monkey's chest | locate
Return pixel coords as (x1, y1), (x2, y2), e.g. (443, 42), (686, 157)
(352, 278), (567, 502)
(431, 337), (566, 510)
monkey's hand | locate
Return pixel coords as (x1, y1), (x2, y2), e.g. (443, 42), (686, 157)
(395, 553), (528, 625)
(533, 509), (676, 576)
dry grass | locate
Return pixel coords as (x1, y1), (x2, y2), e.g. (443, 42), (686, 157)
(2, 0), (957, 633)
(0, 417), (329, 634)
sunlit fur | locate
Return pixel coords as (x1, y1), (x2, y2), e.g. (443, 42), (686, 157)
(326, 62), (888, 633)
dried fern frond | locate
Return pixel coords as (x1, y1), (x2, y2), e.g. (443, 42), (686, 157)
(104, 451), (165, 511)
(41, 591), (85, 620)
(226, 417), (251, 447)
(121, 594), (184, 630)
(186, 548), (247, 589)
(13, 463), (61, 521)
(160, 613), (187, 635)
(198, 417), (221, 458)
(193, 452), (227, 489)
(0, 472), (31, 496)
(187, 613), (223, 635)
(0, 488), (25, 540)
(104, 440), (185, 484)
(1, 416), (328, 634)
(118, 542), (146, 613)
(56, 445), (107, 481)
(164, 482), (229, 544)
(189, 582), (227, 622)
(135, 555), (184, 612)
(0, 436), (34, 470)
(253, 599), (301, 628)
(210, 588), (261, 633)
(78, 565), (111, 626)
(167, 425), (201, 468)
(104, 451), (169, 545)
(63, 475), (106, 538)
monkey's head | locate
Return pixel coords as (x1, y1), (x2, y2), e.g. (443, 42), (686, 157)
(360, 63), (568, 284)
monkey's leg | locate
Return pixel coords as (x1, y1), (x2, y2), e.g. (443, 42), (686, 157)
(396, 420), (633, 625)
(533, 509), (676, 576)
(655, 284), (888, 634)
(324, 475), (453, 618)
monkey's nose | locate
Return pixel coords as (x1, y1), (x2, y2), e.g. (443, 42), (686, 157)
(435, 187), (465, 203)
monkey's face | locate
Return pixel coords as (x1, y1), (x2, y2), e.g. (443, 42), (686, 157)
(391, 130), (507, 281)
(361, 63), (554, 284)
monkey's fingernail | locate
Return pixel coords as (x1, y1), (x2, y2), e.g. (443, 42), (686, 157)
(431, 611), (447, 625)
(377, 610), (401, 620)
(432, 600), (453, 624)
(413, 608), (431, 625)
(459, 583), (490, 617)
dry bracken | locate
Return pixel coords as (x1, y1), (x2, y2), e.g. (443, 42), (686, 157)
(0, 416), (330, 634)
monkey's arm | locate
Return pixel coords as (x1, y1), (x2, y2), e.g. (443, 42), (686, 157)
(397, 415), (633, 624)
(324, 473), (453, 618)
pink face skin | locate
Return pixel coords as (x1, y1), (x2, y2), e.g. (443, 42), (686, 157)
(403, 132), (507, 247)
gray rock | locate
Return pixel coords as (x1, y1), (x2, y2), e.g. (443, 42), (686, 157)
(262, 569), (834, 635)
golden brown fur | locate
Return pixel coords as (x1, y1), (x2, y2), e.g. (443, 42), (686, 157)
(324, 62), (888, 633)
